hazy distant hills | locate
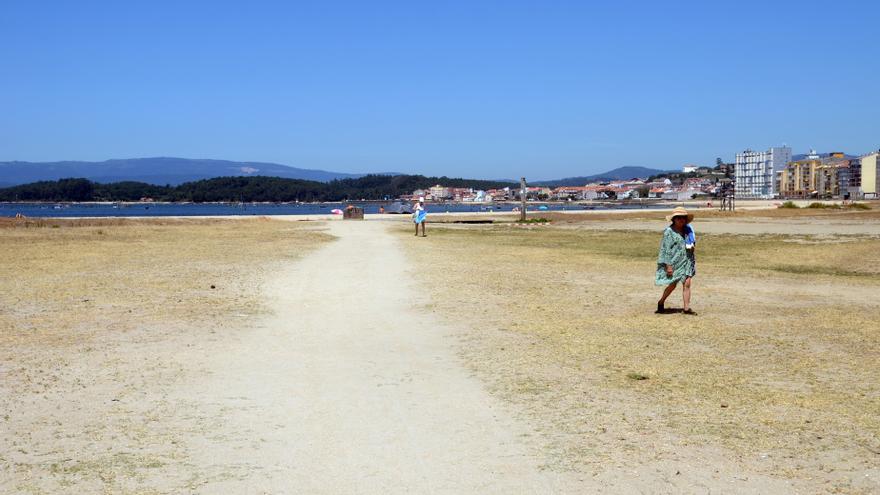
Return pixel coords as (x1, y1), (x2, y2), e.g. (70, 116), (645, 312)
(0, 157), (389, 186)
(3, 153), (867, 189)
(0, 158), (672, 189)
(533, 166), (670, 186)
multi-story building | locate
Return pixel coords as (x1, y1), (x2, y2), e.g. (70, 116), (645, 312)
(428, 185), (450, 199)
(833, 156), (862, 198)
(816, 162), (841, 198)
(776, 150), (840, 198)
(778, 158), (818, 198)
(861, 151), (880, 199)
(777, 151), (854, 199)
(735, 146), (792, 198)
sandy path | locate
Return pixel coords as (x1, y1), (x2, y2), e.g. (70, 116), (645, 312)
(179, 221), (579, 493)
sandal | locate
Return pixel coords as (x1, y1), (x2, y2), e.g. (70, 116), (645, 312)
(682, 309), (698, 315)
(655, 303), (665, 314)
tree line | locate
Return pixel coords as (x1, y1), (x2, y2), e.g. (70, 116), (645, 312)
(0, 175), (515, 202)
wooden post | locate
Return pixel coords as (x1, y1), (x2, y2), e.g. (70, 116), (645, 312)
(520, 177), (527, 222)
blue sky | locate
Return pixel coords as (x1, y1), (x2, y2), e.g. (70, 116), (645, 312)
(2, 0), (878, 180)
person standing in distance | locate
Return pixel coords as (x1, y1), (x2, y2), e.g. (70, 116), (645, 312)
(413, 198), (427, 237)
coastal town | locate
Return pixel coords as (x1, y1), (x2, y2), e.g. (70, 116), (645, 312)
(402, 147), (880, 203)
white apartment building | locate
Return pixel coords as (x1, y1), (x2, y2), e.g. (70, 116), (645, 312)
(734, 146), (792, 198)
(861, 151), (880, 199)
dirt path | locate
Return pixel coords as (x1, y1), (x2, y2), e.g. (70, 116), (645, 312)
(178, 221), (581, 493)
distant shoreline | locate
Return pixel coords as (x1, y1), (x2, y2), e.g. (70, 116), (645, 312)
(8, 198), (865, 220)
(0, 198), (722, 207)
(0, 198), (719, 219)
(0, 199), (809, 221)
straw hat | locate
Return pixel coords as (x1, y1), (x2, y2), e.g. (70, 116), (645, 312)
(666, 206), (694, 222)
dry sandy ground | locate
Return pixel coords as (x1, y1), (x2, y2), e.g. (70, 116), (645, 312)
(0, 219), (328, 493)
(167, 220), (588, 493)
(3, 220), (581, 493)
(3, 212), (878, 493)
(397, 210), (880, 494)
(549, 214), (880, 236)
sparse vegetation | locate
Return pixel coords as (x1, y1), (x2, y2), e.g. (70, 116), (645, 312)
(400, 214), (880, 490)
(0, 219), (331, 493)
(516, 217), (551, 224)
(795, 202), (874, 211)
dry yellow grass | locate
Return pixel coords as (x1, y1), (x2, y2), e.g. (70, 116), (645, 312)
(399, 215), (880, 493)
(533, 202), (880, 223)
(1, 218), (330, 339)
(0, 218), (331, 493)
(418, 201), (880, 228)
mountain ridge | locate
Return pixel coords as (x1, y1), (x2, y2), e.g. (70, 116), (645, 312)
(0, 157), (397, 186)
(2, 157), (675, 188)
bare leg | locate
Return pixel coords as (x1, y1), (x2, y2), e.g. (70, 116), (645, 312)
(415, 222), (419, 236)
(421, 222), (427, 237)
(658, 282), (677, 305)
(682, 277), (692, 311)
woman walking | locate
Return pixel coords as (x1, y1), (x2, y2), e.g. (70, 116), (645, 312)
(655, 206), (696, 315)
(413, 198), (427, 237)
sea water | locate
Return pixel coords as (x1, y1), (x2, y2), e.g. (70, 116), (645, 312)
(0, 202), (687, 218)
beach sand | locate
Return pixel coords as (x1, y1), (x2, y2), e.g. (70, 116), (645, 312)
(2, 207), (879, 493)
